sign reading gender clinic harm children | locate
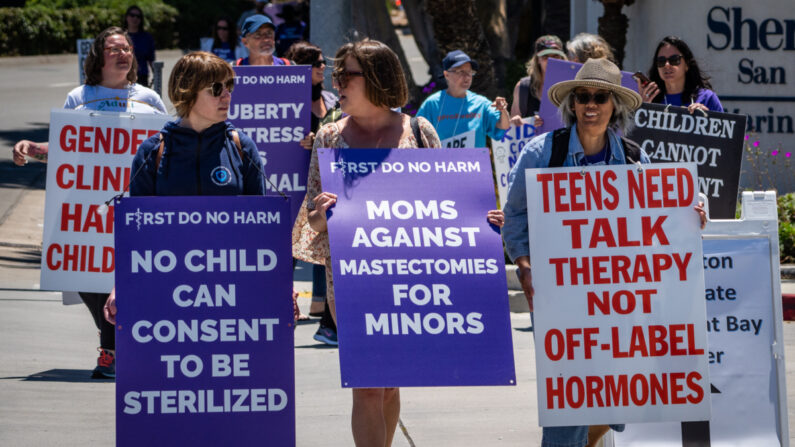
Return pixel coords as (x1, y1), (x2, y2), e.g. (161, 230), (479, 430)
(318, 148), (516, 387)
(228, 65), (311, 222)
(627, 103), (747, 219)
(492, 118), (536, 207)
(114, 196), (294, 446)
(41, 109), (170, 293)
(525, 162), (711, 426)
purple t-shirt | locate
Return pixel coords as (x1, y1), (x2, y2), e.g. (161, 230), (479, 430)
(236, 56), (288, 66)
(664, 88), (723, 112)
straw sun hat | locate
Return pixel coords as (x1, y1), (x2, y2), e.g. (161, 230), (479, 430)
(547, 58), (642, 110)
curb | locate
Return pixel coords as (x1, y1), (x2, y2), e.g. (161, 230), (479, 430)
(0, 49), (185, 68)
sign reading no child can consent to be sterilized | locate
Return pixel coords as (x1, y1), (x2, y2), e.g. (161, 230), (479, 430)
(525, 162), (711, 426)
(319, 148), (515, 388)
(114, 196), (294, 446)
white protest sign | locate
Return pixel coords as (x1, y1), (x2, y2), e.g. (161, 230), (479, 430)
(526, 162), (711, 426)
(440, 128), (476, 148)
(77, 38), (92, 85)
(615, 191), (787, 446)
(492, 118), (536, 207)
(41, 109), (170, 293)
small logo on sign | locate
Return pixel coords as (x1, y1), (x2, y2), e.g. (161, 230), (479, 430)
(211, 166), (233, 186)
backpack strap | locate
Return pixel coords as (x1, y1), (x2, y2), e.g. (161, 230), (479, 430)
(230, 130), (244, 159)
(549, 127), (570, 167)
(518, 77), (532, 118)
(155, 133), (165, 171)
(410, 117), (424, 148)
(620, 136), (642, 164)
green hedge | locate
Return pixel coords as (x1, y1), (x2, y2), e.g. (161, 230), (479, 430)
(780, 193), (795, 263)
(0, 3), (178, 56)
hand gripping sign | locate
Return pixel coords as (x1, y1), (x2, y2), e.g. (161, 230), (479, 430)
(492, 118), (536, 207)
(228, 65), (311, 223)
(41, 109), (170, 293)
(114, 196), (294, 446)
(525, 162), (711, 426)
(318, 148), (516, 388)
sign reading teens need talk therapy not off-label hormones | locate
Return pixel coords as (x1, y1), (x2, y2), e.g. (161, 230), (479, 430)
(41, 109), (170, 293)
(526, 162), (711, 426)
(318, 148), (516, 388)
(114, 196), (295, 446)
(228, 65), (311, 223)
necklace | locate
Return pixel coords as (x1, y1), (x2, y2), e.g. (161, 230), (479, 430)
(436, 90), (466, 137)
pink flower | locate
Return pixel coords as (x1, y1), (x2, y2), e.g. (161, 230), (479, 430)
(771, 150), (779, 156)
(745, 135), (750, 140)
(786, 152), (792, 158)
(753, 141), (760, 147)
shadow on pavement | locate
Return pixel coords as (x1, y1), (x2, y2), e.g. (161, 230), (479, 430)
(0, 369), (113, 383)
(0, 160), (46, 190)
(295, 343), (338, 350)
(0, 124), (50, 150)
(0, 247), (42, 268)
(514, 325), (534, 332)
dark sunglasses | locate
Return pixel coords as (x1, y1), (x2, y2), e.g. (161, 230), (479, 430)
(216, 26), (229, 31)
(573, 90), (611, 105)
(207, 79), (235, 97)
(127, 13), (142, 18)
(332, 70), (364, 86)
(656, 54), (683, 68)
(311, 59), (326, 68)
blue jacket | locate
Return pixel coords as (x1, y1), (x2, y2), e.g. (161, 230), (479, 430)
(502, 124), (650, 261)
(130, 120), (266, 196)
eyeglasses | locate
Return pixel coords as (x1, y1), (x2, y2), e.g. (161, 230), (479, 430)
(656, 54), (683, 68)
(312, 59), (326, 68)
(332, 70), (364, 87)
(449, 70), (476, 78)
(248, 30), (275, 41)
(573, 90), (611, 105)
(104, 46), (132, 56)
(127, 13), (142, 18)
(206, 79), (235, 97)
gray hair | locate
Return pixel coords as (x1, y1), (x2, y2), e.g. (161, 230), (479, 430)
(566, 33), (616, 64)
(557, 91), (636, 134)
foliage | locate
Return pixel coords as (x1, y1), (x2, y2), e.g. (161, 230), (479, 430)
(0, 2), (178, 56)
(162, 0), (251, 49)
(779, 193), (795, 264)
(742, 133), (794, 191)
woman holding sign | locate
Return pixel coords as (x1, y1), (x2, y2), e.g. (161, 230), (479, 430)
(11, 26), (166, 380)
(294, 39), (503, 447)
(638, 36), (724, 113)
(509, 35), (567, 126)
(502, 57), (706, 447)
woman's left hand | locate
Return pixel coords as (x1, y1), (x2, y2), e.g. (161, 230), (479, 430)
(694, 201), (707, 229)
(299, 132), (315, 150)
(492, 97), (509, 113)
(687, 103), (708, 114)
(487, 209), (504, 228)
(104, 287), (117, 325)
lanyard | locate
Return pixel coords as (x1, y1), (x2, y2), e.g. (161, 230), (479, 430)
(437, 91), (466, 137)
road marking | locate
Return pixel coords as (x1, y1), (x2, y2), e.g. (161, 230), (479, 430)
(50, 82), (76, 88)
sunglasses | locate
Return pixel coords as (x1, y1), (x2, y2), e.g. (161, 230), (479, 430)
(127, 13), (142, 18)
(573, 90), (611, 105)
(332, 70), (364, 87)
(207, 79), (235, 97)
(656, 54), (683, 68)
(312, 59), (326, 68)
(216, 26), (229, 31)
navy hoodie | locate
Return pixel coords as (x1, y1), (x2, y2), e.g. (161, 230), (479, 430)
(130, 120), (266, 196)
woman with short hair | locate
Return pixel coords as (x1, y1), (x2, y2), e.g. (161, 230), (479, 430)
(638, 36), (723, 113)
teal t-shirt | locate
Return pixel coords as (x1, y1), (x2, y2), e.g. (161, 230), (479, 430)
(417, 90), (506, 148)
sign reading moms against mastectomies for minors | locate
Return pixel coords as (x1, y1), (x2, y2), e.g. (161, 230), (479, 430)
(319, 148), (516, 388)
(627, 103), (747, 219)
(526, 162), (710, 426)
(114, 196), (294, 446)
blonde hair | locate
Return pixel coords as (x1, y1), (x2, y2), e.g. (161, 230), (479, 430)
(168, 51), (234, 118)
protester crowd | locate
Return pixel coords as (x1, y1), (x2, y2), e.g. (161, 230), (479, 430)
(11, 2), (723, 446)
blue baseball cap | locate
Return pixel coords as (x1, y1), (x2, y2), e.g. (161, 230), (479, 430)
(442, 50), (479, 71)
(241, 14), (275, 37)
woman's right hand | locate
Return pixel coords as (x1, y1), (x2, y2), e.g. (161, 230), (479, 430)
(104, 288), (117, 325)
(12, 140), (47, 166)
(509, 115), (524, 127)
(639, 81), (660, 103)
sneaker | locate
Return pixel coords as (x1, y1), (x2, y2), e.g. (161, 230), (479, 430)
(313, 326), (338, 346)
(91, 348), (115, 379)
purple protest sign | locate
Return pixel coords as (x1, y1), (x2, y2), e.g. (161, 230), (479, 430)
(538, 58), (639, 134)
(114, 196), (294, 446)
(229, 65), (311, 223)
(318, 148), (516, 388)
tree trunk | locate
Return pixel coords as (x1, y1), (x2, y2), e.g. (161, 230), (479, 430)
(475, 0), (510, 95)
(350, 0), (420, 100)
(598, 0), (629, 68)
(426, 0), (497, 98)
(402, 0), (444, 83)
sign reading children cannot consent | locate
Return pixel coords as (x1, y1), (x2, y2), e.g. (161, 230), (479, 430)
(525, 162), (710, 426)
(114, 196), (294, 446)
(318, 148), (516, 388)
(41, 109), (169, 293)
(627, 103), (747, 219)
(229, 65), (311, 223)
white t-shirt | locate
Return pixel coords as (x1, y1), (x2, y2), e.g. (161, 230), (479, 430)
(63, 83), (167, 114)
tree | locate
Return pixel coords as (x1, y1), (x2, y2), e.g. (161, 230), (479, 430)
(596, 0), (635, 68)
